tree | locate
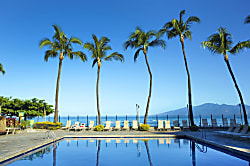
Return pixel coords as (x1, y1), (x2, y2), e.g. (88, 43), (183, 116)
(202, 27), (250, 125)
(84, 34), (123, 125)
(0, 96), (54, 118)
(0, 63), (5, 75)
(124, 27), (166, 124)
(245, 15), (250, 24)
(159, 10), (200, 126)
(40, 25), (87, 123)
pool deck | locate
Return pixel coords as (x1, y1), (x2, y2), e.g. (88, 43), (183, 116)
(0, 129), (249, 164)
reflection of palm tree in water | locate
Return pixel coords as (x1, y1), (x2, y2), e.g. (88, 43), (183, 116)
(191, 141), (196, 166)
(96, 140), (101, 166)
(144, 141), (153, 166)
(53, 143), (57, 166)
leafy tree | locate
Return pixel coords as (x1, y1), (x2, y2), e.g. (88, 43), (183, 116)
(124, 27), (166, 124)
(202, 27), (250, 125)
(84, 34), (123, 125)
(40, 25), (87, 123)
(0, 96), (54, 118)
(0, 63), (5, 75)
(159, 10), (200, 126)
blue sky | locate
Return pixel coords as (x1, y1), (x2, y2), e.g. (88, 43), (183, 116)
(0, 0), (249, 116)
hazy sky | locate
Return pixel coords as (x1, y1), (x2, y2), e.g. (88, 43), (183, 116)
(0, 0), (249, 116)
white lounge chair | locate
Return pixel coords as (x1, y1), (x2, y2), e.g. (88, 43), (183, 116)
(230, 119), (236, 127)
(87, 120), (95, 130)
(173, 120), (181, 131)
(123, 120), (129, 131)
(70, 121), (80, 131)
(182, 120), (188, 130)
(202, 119), (209, 127)
(232, 124), (241, 133)
(132, 120), (138, 130)
(61, 120), (71, 130)
(113, 121), (121, 131)
(104, 121), (112, 131)
(79, 123), (86, 131)
(157, 120), (164, 131)
(165, 120), (171, 131)
(211, 119), (218, 127)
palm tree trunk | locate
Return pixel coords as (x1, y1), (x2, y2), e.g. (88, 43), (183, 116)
(96, 140), (101, 166)
(180, 37), (195, 126)
(54, 56), (63, 123)
(224, 55), (248, 125)
(143, 50), (152, 124)
(96, 61), (101, 125)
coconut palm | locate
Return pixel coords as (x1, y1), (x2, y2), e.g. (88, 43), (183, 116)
(202, 27), (250, 125)
(245, 15), (250, 24)
(84, 34), (123, 125)
(40, 25), (87, 123)
(0, 63), (5, 75)
(124, 27), (166, 124)
(159, 10), (200, 126)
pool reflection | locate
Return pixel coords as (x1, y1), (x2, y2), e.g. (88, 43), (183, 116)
(16, 138), (249, 166)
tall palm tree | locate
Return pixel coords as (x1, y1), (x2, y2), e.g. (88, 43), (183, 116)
(84, 34), (124, 125)
(40, 25), (87, 123)
(124, 27), (166, 124)
(159, 10), (200, 126)
(202, 27), (250, 125)
(0, 63), (5, 75)
(245, 15), (250, 24)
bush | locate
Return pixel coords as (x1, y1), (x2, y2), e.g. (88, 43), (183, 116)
(34, 121), (62, 129)
(190, 125), (199, 131)
(139, 124), (150, 131)
(20, 120), (26, 129)
(94, 125), (104, 131)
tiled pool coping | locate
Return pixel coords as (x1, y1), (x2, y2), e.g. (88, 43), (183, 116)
(0, 133), (249, 165)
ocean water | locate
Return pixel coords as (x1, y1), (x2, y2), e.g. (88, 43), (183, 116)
(30, 115), (249, 127)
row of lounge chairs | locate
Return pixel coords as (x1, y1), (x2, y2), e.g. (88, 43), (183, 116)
(201, 118), (238, 128)
(61, 119), (188, 131)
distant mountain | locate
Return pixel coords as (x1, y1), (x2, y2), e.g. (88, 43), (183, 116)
(158, 103), (250, 117)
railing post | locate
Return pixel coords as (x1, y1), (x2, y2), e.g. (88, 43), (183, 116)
(167, 115), (168, 121)
(199, 115), (201, 127)
(106, 114), (107, 121)
(59, 115), (60, 122)
(87, 115), (88, 127)
(222, 114), (224, 127)
(177, 115), (179, 127)
(211, 114), (213, 127)
(68, 115), (69, 121)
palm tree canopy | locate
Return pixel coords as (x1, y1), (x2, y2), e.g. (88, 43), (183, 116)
(0, 63), (5, 75)
(124, 27), (166, 61)
(202, 27), (250, 55)
(245, 15), (250, 24)
(159, 10), (200, 40)
(84, 34), (124, 67)
(40, 25), (87, 62)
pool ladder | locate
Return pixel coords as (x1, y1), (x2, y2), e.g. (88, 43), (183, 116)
(45, 130), (57, 140)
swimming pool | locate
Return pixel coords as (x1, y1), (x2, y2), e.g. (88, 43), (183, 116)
(5, 138), (249, 166)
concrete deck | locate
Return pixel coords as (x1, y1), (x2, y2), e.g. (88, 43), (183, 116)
(0, 129), (249, 164)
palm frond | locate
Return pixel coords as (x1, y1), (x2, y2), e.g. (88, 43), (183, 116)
(39, 38), (53, 49)
(149, 39), (166, 49)
(104, 52), (124, 62)
(172, 19), (181, 34)
(230, 40), (250, 54)
(0, 63), (5, 75)
(44, 50), (58, 61)
(179, 10), (186, 25)
(245, 15), (250, 24)
(183, 30), (192, 40)
(69, 37), (82, 45)
(185, 16), (201, 25)
(68, 51), (87, 62)
(92, 58), (98, 68)
(134, 48), (143, 62)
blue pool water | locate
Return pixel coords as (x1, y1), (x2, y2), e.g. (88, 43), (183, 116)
(6, 138), (249, 166)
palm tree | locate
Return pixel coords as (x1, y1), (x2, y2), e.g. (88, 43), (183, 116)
(245, 15), (250, 24)
(0, 63), (5, 75)
(124, 27), (166, 124)
(202, 27), (250, 125)
(159, 10), (200, 126)
(40, 25), (87, 123)
(84, 34), (124, 125)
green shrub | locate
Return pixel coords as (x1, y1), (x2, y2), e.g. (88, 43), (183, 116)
(26, 120), (30, 127)
(34, 121), (62, 129)
(94, 125), (104, 131)
(20, 120), (26, 129)
(190, 125), (199, 131)
(139, 124), (150, 131)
